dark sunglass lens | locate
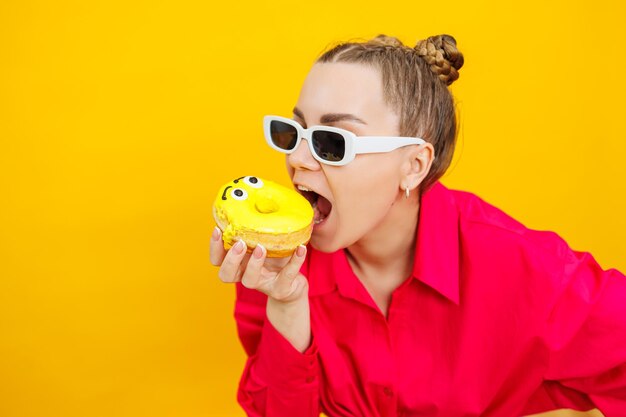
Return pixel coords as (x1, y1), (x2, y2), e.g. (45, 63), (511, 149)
(270, 121), (298, 150)
(311, 131), (345, 162)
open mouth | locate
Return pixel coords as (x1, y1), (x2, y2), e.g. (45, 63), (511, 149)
(296, 186), (333, 225)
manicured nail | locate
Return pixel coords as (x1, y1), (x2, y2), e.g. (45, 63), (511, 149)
(296, 245), (306, 257)
(233, 240), (246, 254)
(253, 244), (265, 259)
(212, 226), (221, 241)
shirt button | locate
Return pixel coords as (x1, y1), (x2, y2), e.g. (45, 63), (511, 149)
(305, 376), (315, 383)
(383, 386), (393, 397)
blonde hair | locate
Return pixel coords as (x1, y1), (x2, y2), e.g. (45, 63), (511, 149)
(316, 34), (464, 192)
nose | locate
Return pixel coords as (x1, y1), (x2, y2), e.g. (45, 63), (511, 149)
(287, 138), (320, 171)
(255, 192), (279, 214)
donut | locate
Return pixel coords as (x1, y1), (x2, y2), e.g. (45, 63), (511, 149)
(213, 176), (314, 258)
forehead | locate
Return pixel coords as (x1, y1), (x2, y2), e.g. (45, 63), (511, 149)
(296, 62), (389, 121)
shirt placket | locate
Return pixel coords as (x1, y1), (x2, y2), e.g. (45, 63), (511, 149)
(383, 280), (413, 417)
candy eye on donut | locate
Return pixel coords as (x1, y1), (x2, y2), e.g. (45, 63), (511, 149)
(243, 176), (263, 189)
(230, 188), (248, 201)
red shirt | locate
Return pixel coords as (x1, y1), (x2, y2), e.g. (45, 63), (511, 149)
(233, 181), (626, 417)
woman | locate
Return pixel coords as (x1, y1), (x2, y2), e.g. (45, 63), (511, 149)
(210, 34), (626, 416)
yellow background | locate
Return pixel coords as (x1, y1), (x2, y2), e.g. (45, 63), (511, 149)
(1, 0), (624, 416)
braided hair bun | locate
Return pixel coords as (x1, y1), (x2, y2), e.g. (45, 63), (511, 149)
(414, 35), (464, 86)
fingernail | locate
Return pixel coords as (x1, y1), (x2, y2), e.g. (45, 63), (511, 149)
(233, 240), (246, 254)
(296, 245), (306, 257)
(253, 244), (265, 259)
(212, 226), (221, 241)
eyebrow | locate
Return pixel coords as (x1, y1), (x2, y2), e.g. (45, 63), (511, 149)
(293, 107), (367, 125)
(221, 185), (232, 200)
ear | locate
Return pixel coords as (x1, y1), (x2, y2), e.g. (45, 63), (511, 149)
(399, 143), (435, 193)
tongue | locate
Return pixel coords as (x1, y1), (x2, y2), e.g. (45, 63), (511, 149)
(317, 195), (332, 217)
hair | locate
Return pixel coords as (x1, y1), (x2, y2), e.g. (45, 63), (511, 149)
(316, 34), (464, 193)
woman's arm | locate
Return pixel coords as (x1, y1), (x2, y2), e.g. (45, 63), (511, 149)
(543, 248), (626, 416)
(210, 228), (320, 417)
(235, 283), (320, 417)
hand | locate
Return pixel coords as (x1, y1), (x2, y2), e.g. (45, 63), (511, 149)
(209, 227), (309, 304)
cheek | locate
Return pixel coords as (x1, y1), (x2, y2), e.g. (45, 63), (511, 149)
(334, 158), (398, 221)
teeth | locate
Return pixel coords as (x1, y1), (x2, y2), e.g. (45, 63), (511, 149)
(297, 183), (326, 225)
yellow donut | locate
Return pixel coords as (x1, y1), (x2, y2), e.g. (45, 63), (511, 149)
(213, 176), (314, 258)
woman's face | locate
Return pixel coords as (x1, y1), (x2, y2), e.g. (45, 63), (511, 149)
(287, 62), (414, 253)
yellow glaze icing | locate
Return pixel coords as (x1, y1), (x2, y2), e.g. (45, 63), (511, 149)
(213, 176), (314, 244)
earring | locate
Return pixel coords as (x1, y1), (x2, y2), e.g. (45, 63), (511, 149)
(405, 186), (410, 199)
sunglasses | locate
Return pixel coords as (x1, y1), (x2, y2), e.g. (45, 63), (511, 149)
(263, 115), (426, 166)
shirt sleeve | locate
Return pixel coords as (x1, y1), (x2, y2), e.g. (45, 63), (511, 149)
(233, 281), (320, 417)
(543, 247), (626, 416)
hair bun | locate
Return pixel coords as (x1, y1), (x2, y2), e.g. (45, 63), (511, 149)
(414, 34), (464, 86)
(368, 34), (404, 47)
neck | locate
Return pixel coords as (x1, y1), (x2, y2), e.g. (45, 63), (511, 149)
(345, 192), (420, 284)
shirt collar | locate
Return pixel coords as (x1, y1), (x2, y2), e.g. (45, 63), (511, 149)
(306, 181), (460, 305)
(411, 181), (460, 305)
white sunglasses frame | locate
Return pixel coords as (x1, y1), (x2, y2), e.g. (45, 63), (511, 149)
(263, 115), (426, 166)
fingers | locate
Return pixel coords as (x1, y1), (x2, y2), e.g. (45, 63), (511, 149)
(211, 230), (309, 302)
(217, 239), (248, 283)
(241, 244), (267, 289)
(271, 245), (307, 300)
(209, 227), (226, 266)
